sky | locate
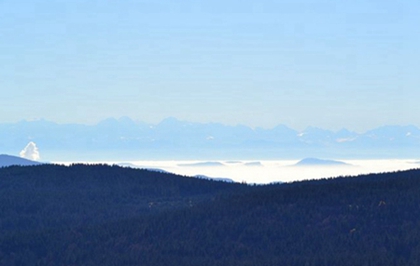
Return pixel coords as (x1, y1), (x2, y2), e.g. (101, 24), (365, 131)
(1, 0), (419, 132)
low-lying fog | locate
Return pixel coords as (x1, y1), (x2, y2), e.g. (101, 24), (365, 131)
(53, 159), (420, 184)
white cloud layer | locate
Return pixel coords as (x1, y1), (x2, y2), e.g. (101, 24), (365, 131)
(20, 142), (40, 161)
(53, 159), (420, 184)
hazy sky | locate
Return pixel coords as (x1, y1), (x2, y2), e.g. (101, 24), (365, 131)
(1, 0), (419, 131)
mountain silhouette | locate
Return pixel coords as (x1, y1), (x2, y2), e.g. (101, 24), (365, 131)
(0, 154), (41, 167)
(1, 118), (420, 160)
(295, 157), (349, 166)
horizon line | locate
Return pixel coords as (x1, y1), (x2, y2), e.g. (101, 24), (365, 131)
(1, 116), (419, 134)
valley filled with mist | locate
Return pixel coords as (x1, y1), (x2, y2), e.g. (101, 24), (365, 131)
(52, 159), (420, 184)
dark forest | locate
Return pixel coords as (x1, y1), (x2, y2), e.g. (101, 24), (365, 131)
(1, 164), (420, 265)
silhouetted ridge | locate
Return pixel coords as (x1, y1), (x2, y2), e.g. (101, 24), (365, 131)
(3, 119), (420, 160)
(0, 154), (41, 167)
(295, 157), (348, 166)
(1, 165), (420, 265)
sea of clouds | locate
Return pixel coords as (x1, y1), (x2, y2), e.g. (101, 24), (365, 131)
(53, 159), (420, 184)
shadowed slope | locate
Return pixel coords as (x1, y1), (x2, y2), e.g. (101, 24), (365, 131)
(0, 154), (41, 167)
(1, 165), (420, 265)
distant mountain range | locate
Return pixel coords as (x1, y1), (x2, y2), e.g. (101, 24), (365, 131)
(1, 117), (420, 160)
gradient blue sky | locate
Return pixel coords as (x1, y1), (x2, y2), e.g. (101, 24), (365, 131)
(1, 0), (419, 131)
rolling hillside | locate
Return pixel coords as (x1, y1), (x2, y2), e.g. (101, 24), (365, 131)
(0, 154), (41, 167)
(1, 164), (420, 265)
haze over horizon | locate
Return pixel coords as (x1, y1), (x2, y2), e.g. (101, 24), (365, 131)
(4, 115), (420, 133)
(2, 116), (420, 163)
(1, 1), (419, 132)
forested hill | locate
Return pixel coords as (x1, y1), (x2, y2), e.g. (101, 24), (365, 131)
(0, 164), (248, 233)
(1, 165), (420, 265)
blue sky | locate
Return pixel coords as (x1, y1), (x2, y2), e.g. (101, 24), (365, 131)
(1, 0), (419, 131)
